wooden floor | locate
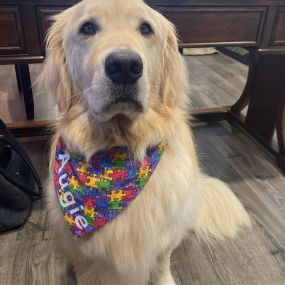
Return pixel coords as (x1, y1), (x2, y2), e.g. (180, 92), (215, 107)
(0, 121), (285, 285)
(185, 53), (247, 110)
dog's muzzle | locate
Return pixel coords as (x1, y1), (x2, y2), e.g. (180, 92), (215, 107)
(103, 49), (144, 114)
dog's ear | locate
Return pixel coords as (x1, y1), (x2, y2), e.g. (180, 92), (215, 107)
(160, 16), (189, 109)
(39, 10), (73, 113)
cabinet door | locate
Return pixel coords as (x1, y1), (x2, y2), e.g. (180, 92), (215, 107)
(271, 6), (285, 46)
(157, 7), (267, 47)
(0, 6), (26, 54)
(37, 7), (68, 53)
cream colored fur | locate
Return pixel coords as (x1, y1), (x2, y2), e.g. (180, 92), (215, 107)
(40, 0), (250, 284)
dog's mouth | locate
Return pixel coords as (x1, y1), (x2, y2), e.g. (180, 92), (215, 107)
(104, 84), (143, 113)
(103, 97), (143, 113)
(102, 97), (144, 121)
(93, 84), (145, 121)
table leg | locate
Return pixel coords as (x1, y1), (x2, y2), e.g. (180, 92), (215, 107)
(244, 51), (285, 172)
(15, 64), (34, 120)
(277, 104), (285, 171)
(231, 49), (258, 114)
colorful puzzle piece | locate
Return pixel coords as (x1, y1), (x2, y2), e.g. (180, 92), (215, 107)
(136, 166), (151, 179)
(112, 169), (128, 181)
(77, 171), (88, 184)
(77, 161), (91, 174)
(108, 201), (123, 211)
(68, 176), (80, 190)
(84, 197), (97, 207)
(95, 199), (109, 211)
(122, 188), (137, 202)
(64, 162), (73, 175)
(75, 184), (85, 195)
(84, 206), (95, 217)
(86, 174), (100, 188)
(137, 176), (148, 188)
(97, 179), (112, 191)
(100, 168), (113, 180)
(95, 217), (107, 228)
(64, 214), (74, 226)
(107, 190), (126, 202)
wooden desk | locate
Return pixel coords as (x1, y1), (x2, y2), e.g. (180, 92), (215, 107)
(0, 0), (285, 172)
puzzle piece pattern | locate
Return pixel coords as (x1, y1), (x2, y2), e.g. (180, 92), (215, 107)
(107, 190), (126, 202)
(53, 138), (167, 238)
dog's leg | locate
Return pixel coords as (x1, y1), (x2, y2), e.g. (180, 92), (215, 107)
(151, 250), (176, 285)
(194, 177), (251, 240)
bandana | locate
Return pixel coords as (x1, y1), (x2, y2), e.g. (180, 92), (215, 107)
(53, 139), (167, 238)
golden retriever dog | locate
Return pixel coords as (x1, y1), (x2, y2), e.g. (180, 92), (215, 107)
(40, 0), (250, 284)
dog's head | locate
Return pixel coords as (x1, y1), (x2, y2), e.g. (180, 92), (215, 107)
(41, 0), (188, 124)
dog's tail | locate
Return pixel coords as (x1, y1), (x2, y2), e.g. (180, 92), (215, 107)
(193, 177), (251, 240)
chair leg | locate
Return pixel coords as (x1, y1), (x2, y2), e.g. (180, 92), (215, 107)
(15, 64), (34, 120)
(277, 104), (285, 173)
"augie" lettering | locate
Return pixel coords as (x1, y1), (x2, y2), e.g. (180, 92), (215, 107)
(58, 153), (88, 230)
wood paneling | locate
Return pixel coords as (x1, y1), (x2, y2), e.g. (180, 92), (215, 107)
(0, 6), (25, 54)
(158, 7), (267, 47)
(0, 1), (283, 62)
(37, 7), (67, 53)
(271, 6), (285, 46)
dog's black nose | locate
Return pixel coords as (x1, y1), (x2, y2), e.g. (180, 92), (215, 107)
(105, 51), (143, 85)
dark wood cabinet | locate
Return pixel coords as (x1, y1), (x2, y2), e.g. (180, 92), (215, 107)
(271, 6), (285, 46)
(0, 6), (25, 54)
(36, 7), (68, 54)
(158, 7), (267, 47)
(0, 0), (284, 62)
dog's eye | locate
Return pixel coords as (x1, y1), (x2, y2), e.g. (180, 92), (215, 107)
(79, 21), (97, 36)
(140, 22), (153, 36)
